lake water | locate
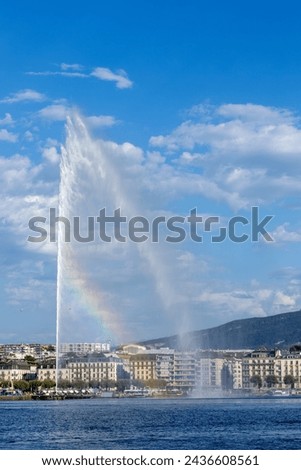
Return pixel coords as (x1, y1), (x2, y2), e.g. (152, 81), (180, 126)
(0, 398), (301, 450)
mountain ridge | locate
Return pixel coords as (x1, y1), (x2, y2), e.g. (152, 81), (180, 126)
(139, 309), (301, 350)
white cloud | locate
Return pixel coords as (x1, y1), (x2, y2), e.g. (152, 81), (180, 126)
(178, 151), (206, 165)
(195, 287), (300, 322)
(0, 113), (14, 125)
(150, 103), (301, 158)
(149, 103), (301, 208)
(217, 103), (296, 124)
(27, 65), (133, 89)
(91, 67), (133, 89)
(271, 266), (301, 284)
(27, 71), (87, 78)
(271, 224), (301, 243)
(1, 89), (46, 104)
(41, 138), (61, 164)
(150, 116), (301, 157)
(86, 115), (118, 128)
(5, 266), (56, 308)
(24, 130), (34, 142)
(196, 289), (269, 318)
(6, 279), (44, 303)
(38, 104), (69, 121)
(0, 129), (18, 142)
(0, 154), (41, 193)
(273, 291), (296, 307)
(42, 146), (60, 164)
(0, 152), (58, 257)
(60, 63), (83, 71)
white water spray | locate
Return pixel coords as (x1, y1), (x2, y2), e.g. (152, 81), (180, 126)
(55, 113), (188, 388)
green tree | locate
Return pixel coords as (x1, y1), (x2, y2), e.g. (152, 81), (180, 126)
(100, 380), (116, 391)
(13, 380), (30, 392)
(265, 375), (278, 388)
(24, 355), (36, 364)
(59, 380), (72, 388)
(132, 379), (145, 389)
(42, 379), (56, 389)
(72, 380), (85, 389)
(88, 380), (100, 388)
(28, 380), (42, 392)
(0, 380), (10, 388)
(143, 379), (167, 389)
(250, 375), (262, 389)
(284, 374), (297, 389)
(115, 379), (131, 392)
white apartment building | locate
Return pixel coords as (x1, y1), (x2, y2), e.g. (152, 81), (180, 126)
(242, 349), (278, 389)
(155, 350), (175, 383)
(230, 358), (243, 389)
(0, 343), (46, 360)
(275, 356), (301, 389)
(0, 365), (36, 382)
(37, 365), (70, 383)
(241, 348), (301, 390)
(68, 358), (124, 384)
(196, 357), (225, 389)
(60, 342), (111, 354)
(172, 352), (196, 389)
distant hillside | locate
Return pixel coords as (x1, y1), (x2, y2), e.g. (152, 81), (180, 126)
(140, 310), (301, 350)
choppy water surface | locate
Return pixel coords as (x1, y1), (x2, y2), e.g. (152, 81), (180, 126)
(1, 398), (301, 449)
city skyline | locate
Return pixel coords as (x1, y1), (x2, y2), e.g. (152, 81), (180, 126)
(1, 2), (301, 343)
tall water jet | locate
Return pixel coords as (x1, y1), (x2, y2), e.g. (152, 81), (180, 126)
(55, 113), (191, 389)
(55, 114), (128, 388)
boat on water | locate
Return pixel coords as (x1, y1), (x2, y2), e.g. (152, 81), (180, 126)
(123, 388), (150, 397)
(261, 390), (300, 398)
(32, 393), (65, 401)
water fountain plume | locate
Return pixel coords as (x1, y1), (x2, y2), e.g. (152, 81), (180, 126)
(55, 112), (188, 389)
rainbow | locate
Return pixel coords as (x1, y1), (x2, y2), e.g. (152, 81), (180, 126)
(57, 254), (129, 346)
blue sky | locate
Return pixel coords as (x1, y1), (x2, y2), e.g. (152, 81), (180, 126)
(1, 1), (301, 344)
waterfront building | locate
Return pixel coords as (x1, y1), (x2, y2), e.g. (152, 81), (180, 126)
(117, 347), (175, 385)
(242, 349), (278, 389)
(241, 347), (301, 390)
(196, 357), (225, 389)
(37, 364), (70, 383)
(275, 346), (301, 389)
(60, 342), (111, 354)
(2, 342), (301, 393)
(129, 353), (157, 382)
(228, 358), (243, 389)
(68, 357), (125, 384)
(0, 343), (53, 360)
(118, 344), (147, 355)
(0, 363), (37, 382)
(155, 350), (175, 383)
(171, 352), (196, 390)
